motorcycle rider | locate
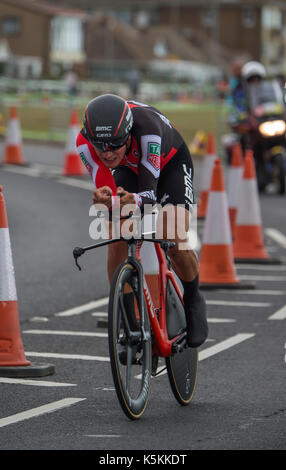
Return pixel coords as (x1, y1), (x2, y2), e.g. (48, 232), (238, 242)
(226, 61), (266, 161)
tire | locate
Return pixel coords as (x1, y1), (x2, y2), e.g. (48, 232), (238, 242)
(165, 280), (198, 405)
(108, 262), (152, 420)
(273, 154), (286, 195)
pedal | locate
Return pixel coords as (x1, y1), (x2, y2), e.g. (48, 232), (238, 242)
(171, 332), (187, 354)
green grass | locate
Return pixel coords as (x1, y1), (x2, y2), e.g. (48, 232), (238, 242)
(0, 100), (229, 146)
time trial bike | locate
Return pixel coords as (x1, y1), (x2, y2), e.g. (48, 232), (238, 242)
(73, 233), (198, 420)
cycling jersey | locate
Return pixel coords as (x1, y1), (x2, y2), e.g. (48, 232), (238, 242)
(76, 100), (191, 207)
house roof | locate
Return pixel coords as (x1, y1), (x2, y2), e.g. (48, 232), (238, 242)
(1, 0), (86, 17)
(86, 14), (233, 67)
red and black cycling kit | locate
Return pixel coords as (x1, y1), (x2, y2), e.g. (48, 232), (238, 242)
(76, 100), (194, 210)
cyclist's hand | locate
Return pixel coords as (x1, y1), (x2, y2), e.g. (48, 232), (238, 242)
(116, 187), (136, 206)
(93, 186), (113, 209)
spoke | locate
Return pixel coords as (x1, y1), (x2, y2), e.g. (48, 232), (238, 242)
(126, 345), (133, 391)
(119, 293), (131, 335)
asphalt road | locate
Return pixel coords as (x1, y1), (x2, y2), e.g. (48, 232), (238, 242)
(0, 143), (285, 452)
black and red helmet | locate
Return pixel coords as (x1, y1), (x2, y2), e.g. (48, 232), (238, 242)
(83, 94), (133, 151)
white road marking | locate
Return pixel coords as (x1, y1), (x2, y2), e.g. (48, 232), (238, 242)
(23, 329), (108, 338)
(207, 318), (236, 323)
(57, 177), (94, 191)
(91, 311), (108, 317)
(2, 164), (92, 189)
(0, 398), (86, 429)
(30, 316), (49, 322)
(265, 246), (278, 252)
(265, 228), (286, 249)
(238, 275), (286, 281)
(3, 165), (42, 177)
(206, 300), (271, 307)
(95, 387), (115, 391)
(268, 304), (286, 320)
(25, 352), (110, 361)
(55, 298), (109, 317)
(214, 289), (286, 296)
(198, 333), (255, 361)
(235, 264), (286, 271)
(54, 295), (271, 321)
(0, 378), (76, 387)
(136, 333), (255, 378)
(84, 435), (121, 438)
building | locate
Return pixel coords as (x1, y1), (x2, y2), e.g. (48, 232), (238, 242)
(1, 0), (286, 79)
(0, 0), (86, 78)
(56, 0), (286, 74)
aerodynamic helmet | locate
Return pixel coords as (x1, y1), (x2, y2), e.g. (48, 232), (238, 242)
(83, 94), (133, 151)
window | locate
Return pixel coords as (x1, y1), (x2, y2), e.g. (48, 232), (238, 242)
(1, 17), (21, 35)
(51, 17), (84, 53)
(242, 8), (256, 28)
(262, 7), (282, 30)
(201, 8), (217, 28)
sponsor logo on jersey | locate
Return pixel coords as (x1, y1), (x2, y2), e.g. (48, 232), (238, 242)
(147, 142), (160, 170)
(155, 111), (172, 128)
(183, 164), (194, 204)
(79, 152), (92, 174)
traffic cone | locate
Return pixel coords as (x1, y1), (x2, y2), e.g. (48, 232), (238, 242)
(0, 186), (55, 377)
(2, 107), (26, 165)
(233, 150), (281, 264)
(197, 133), (216, 219)
(226, 143), (244, 238)
(199, 159), (254, 289)
(63, 109), (85, 176)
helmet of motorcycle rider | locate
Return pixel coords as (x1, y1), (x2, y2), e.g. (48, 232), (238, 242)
(83, 94), (133, 151)
(241, 61), (266, 83)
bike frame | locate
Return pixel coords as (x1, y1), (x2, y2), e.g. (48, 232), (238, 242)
(73, 236), (186, 358)
(127, 240), (185, 358)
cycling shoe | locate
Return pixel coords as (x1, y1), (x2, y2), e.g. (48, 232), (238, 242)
(184, 291), (208, 348)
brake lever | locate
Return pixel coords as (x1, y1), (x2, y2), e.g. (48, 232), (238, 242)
(73, 247), (85, 271)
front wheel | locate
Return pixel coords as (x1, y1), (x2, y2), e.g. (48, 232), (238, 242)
(108, 262), (152, 420)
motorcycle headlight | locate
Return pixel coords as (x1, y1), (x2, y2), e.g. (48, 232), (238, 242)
(259, 120), (286, 137)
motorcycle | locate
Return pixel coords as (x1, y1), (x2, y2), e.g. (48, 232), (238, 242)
(224, 79), (286, 194)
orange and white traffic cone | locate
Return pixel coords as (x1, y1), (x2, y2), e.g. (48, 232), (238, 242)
(233, 150), (280, 264)
(2, 107), (26, 165)
(63, 109), (85, 176)
(197, 133), (216, 219)
(226, 143), (244, 238)
(0, 186), (55, 377)
(199, 159), (254, 289)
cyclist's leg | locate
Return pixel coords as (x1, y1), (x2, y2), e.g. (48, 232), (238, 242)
(107, 167), (140, 364)
(156, 144), (208, 348)
(107, 166), (139, 282)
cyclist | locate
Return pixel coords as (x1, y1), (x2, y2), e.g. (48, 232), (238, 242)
(76, 94), (208, 349)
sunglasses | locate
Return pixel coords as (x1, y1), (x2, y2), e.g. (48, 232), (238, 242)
(92, 135), (129, 152)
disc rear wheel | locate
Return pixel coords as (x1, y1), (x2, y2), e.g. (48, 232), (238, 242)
(165, 280), (198, 405)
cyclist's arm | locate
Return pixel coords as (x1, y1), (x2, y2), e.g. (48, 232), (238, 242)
(76, 131), (117, 193)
